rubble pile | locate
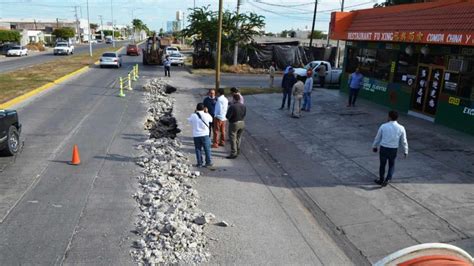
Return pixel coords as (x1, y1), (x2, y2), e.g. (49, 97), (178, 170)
(131, 78), (214, 264)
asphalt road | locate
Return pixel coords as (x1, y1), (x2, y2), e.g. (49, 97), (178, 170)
(0, 41), (128, 73)
(0, 45), (145, 264)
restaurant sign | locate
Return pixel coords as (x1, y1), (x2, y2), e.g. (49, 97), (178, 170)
(347, 31), (474, 46)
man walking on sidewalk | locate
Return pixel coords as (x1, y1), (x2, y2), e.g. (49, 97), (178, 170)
(188, 103), (213, 167)
(212, 88), (228, 148)
(226, 94), (246, 159)
(372, 110), (409, 187)
(347, 67), (364, 107)
(269, 62), (276, 88)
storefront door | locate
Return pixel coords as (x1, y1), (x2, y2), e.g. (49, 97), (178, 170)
(411, 64), (445, 116)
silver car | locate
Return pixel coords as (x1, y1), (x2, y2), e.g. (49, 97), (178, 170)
(168, 52), (185, 66)
(99, 52), (122, 68)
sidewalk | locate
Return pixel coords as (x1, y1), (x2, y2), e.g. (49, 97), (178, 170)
(170, 81), (354, 264)
(243, 88), (474, 262)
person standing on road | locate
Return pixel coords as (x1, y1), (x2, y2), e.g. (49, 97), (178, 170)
(203, 89), (217, 137)
(347, 67), (364, 107)
(188, 103), (213, 167)
(372, 110), (409, 187)
(317, 64), (327, 88)
(230, 87), (244, 105)
(269, 62), (276, 88)
(212, 88), (229, 148)
(226, 94), (246, 159)
(302, 69), (313, 112)
(291, 75), (305, 118)
(280, 67), (297, 110)
(164, 55), (171, 77)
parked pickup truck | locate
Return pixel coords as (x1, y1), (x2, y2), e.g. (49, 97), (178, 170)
(0, 110), (21, 156)
(294, 61), (342, 85)
(53, 42), (74, 55)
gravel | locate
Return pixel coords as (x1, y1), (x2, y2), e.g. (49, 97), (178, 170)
(131, 78), (214, 264)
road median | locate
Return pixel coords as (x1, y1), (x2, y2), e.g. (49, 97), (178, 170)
(0, 47), (117, 109)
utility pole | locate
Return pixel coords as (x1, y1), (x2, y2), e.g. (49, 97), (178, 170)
(309, 0), (318, 47)
(99, 15), (104, 41)
(335, 0), (344, 67)
(56, 18), (59, 28)
(86, 0), (92, 57)
(74, 6), (80, 43)
(111, 0), (115, 47)
(216, 0), (224, 91)
(232, 0), (241, 66)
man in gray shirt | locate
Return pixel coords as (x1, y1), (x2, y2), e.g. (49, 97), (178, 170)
(226, 94), (246, 159)
(372, 110), (409, 187)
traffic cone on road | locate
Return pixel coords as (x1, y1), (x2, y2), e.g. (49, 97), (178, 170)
(70, 144), (81, 165)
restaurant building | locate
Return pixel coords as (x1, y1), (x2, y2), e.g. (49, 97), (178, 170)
(330, 0), (474, 135)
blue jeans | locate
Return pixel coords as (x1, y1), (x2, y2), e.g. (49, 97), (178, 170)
(281, 91), (291, 109)
(379, 146), (398, 182)
(194, 136), (212, 166)
(302, 92), (311, 110)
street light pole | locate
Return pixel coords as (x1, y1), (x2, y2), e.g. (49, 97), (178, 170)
(99, 15), (104, 41)
(216, 0), (223, 91)
(309, 0), (318, 48)
(335, 0), (344, 67)
(111, 0), (115, 48)
(86, 0), (92, 57)
(232, 0), (241, 66)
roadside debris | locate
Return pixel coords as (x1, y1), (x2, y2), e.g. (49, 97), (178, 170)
(131, 78), (213, 264)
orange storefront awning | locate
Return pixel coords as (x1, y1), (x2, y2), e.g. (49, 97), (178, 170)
(330, 0), (474, 46)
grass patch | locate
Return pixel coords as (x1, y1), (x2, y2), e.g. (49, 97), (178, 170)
(0, 47), (113, 104)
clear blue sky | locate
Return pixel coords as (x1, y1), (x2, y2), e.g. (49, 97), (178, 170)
(0, 0), (382, 33)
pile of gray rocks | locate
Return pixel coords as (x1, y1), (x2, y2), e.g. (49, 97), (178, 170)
(131, 78), (215, 264)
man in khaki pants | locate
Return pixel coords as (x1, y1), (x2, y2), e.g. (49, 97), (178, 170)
(225, 94), (246, 159)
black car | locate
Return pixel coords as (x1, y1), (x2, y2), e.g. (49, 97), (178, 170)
(0, 110), (21, 155)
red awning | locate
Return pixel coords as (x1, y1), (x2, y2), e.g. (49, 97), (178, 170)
(330, 0), (474, 46)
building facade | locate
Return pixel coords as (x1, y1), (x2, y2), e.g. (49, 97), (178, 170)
(330, 0), (474, 135)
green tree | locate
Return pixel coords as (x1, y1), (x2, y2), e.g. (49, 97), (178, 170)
(183, 6), (265, 53)
(308, 30), (327, 39)
(52, 27), (75, 39)
(89, 23), (98, 31)
(0, 30), (21, 43)
(132, 19), (145, 31)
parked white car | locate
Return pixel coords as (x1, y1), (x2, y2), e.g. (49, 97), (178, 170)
(53, 42), (74, 55)
(294, 60), (342, 85)
(7, 46), (28, 57)
(165, 46), (179, 55)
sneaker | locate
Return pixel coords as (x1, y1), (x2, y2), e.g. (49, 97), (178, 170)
(226, 155), (238, 159)
(374, 179), (383, 185)
(194, 164), (204, 168)
(205, 164), (216, 170)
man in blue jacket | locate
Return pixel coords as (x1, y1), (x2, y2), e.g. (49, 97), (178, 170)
(347, 67), (364, 107)
(280, 67), (297, 110)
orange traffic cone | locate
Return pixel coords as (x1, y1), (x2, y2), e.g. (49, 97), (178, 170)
(70, 144), (81, 165)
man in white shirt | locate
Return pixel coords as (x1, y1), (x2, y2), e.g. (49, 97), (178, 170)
(372, 110), (409, 187)
(212, 88), (229, 148)
(188, 103), (213, 167)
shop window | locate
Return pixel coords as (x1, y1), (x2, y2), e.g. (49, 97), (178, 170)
(395, 52), (419, 87)
(443, 56), (474, 100)
(345, 46), (395, 81)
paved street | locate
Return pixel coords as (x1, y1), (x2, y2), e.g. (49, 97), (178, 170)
(0, 45), (145, 264)
(0, 60), (473, 264)
(0, 42), (126, 73)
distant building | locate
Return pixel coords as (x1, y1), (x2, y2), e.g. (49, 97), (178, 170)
(166, 21), (181, 33)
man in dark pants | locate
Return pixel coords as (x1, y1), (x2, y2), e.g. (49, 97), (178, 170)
(164, 55), (171, 77)
(280, 67), (297, 110)
(203, 89), (216, 137)
(372, 110), (409, 187)
(226, 94), (246, 159)
(347, 67), (364, 107)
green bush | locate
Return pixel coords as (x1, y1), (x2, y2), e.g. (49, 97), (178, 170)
(52, 27), (75, 39)
(0, 30), (21, 43)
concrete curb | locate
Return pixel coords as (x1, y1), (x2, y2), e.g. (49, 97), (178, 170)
(0, 45), (127, 109)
